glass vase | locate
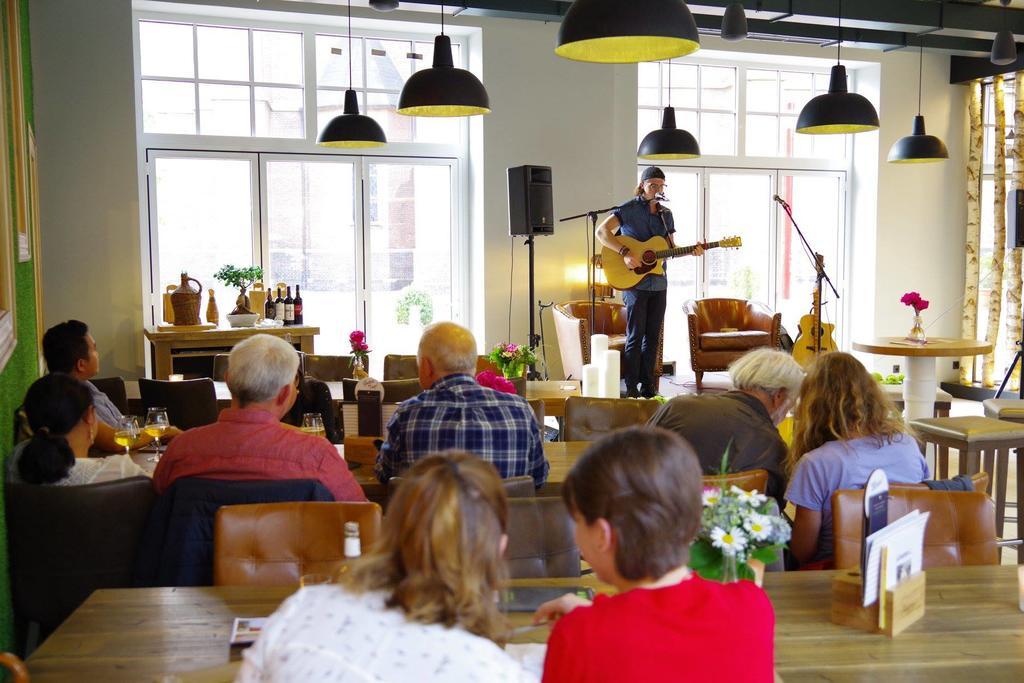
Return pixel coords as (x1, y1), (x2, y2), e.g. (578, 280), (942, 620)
(502, 362), (525, 379)
(720, 552), (739, 583)
(906, 313), (927, 344)
(352, 356), (369, 380)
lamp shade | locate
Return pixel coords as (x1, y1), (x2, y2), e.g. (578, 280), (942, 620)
(556, 0), (700, 64)
(637, 107), (700, 159)
(721, 3), (748, 42)
(887, 115), (948, 164)
(796, 64), (879, 135)
(397, 34), (490, 117)
(991, 29), (1018, 66)
(317, 89), (387, 148)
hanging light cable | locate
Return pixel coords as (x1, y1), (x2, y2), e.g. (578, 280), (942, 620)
(317, 0), (387, 148)
(637, 59), (700, 160)
(888, 42), (948, 164)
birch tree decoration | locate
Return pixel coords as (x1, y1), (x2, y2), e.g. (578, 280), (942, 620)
(984, 75), (1008, 388)
(962, 80), (983, 385)
(1005, 76), (1024, 391)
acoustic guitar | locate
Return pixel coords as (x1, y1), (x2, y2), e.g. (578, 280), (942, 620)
(792, 279), (837, 368)
(601, 235), (742, 290)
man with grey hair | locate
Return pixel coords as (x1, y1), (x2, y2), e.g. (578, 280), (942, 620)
(153, 334), (365, 501)
(376, 321), (548, 488)
(647, 347), (803, 504)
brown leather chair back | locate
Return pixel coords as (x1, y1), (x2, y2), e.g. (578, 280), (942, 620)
(702, 469), (769, 494)
(214, 501), (383, 586)
(304, 354), (356, 382)
(527, 398), (545, 426)
(553, 300), (662, 381)
(0, 654), (28, 683)
(138, 377), (219, 430)
(387, 475), (535, 510)
(832, 489), (999, 570)
(383, 354), (419, 380)
(6, 477), (155, 636)
(563, 396), (661, 441)
(506, 497), (580, 578)
(212, 354), (230, 382)
(91, 376), (129, 415)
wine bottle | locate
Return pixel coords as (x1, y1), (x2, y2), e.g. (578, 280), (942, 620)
(264, 289), (276, 320)
(284, 286), (295, 325)
(294, 285), (304, 325)
(274, 287), (285, 321)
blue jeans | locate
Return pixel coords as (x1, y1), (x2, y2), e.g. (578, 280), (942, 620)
(621, 288), (666, 396)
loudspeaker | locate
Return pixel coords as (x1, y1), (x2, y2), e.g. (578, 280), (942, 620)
(508, 165), (554, 236)
(1009, 189), (1024, 249)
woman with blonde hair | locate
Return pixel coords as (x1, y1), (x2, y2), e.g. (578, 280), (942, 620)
(237, 452), (536, 682)
(785, 352), (928, 567)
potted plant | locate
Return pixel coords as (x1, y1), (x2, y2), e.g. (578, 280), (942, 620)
(213, 265), (264, 315)
(487, 342), (538, 379)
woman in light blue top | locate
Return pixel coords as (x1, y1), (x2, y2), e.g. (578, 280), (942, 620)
(785, 352), (928, 567)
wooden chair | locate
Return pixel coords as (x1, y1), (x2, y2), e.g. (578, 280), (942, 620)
(213, 501), (382, 586)
(382, 354), (419, 380)
(506, 497), (580, 579)
(212, 354), (230, 382)
(701, 469), (769, 494)
(303, 354), (356, 382)
(138, 377), (219, 430)
(0, 654), (28, 682)
(387, 475), (535, 510)
(90, 376), (129, 415)
(563, 396), (661, 441)
(527, 398), (545, 427)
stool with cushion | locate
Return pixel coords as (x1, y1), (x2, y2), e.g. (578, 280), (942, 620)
(881, 384), (953, 418)
(506, 497), (580, 579)
(910, 416), (1024, 561)
(214, 501), (382, 586)
(563, 396), (661, 442)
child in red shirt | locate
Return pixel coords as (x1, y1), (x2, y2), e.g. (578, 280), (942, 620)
(535, 427), (775, 683)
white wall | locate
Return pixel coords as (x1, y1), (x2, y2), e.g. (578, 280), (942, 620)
(29, 0), (970, 381)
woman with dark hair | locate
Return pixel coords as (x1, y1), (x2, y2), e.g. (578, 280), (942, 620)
(6, 374), (148, 486)
(535, 426), (774, 682)
(237, 451), (536, 682)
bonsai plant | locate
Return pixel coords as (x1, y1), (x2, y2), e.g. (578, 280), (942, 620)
(213, 265), (264, 314)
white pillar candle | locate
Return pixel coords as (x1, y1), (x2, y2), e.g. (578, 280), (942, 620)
(601, 350), (621, 399)
(582, 363), (600, 397)
(591, 334), (609, 360)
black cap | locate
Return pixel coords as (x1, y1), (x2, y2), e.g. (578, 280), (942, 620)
(641, 166), (666, 182)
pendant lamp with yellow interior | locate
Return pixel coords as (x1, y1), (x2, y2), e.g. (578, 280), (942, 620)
(887, 43), (948, 164)
(638, 60), (700, 160)
(796, 0), (878, 135)
(317, 0), (387, 148)
(397, 4), (490, 117)
(556, 0), (700, 64)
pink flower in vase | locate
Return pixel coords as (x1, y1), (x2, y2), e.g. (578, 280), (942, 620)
(900, 291), (929, 314)
(349, 330), (366, 344)
(476, 370), (516, 394)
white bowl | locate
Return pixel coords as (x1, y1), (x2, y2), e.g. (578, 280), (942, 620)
(226, 313), (259, 328)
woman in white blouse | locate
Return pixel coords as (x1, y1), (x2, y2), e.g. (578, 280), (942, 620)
(7, 373), (148, 486)
(237, 451), (536, 683)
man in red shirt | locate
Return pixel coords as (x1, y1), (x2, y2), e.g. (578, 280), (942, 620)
(153, 334), (365, 502)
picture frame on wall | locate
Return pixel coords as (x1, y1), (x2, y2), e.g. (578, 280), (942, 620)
(29, 125), (43, 373)
(6, 0), (30, 262)
(0, 0), (20, 371)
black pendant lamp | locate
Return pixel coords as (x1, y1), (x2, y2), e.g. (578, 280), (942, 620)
(638, 61), (700, 159)
(556, 0), (700, 64)
(888, 44), (948, 164)
(397, 4), (490, 117)
(721, 3), (748, 42)
(316, 0), (386, 148)
(796, 0), (878, 135)
(991, 0), (1017, 66)
(369, 0), (399, 10)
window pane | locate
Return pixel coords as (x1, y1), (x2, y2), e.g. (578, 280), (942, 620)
(255, 87), (303, 138)
(745, 115), (778, 156)
(638, 62), (660, 106)
(267, 161), (358, 357)
(814, 73), (830, 95)
(316, 35), (363, 88)
(414, 113), (460, 144)
(140, 21), (194, 79)
(199, 84), (251, 136)
(813, 133), (846, 160)
(699, 66), (735, 111)
(706, 173), (771, 302)
(254, 30), (303, 85)
(366, 39), (413, 90)
(746, 70), (778, 112)
(367, 92), (413, 143)
(153, 157), (254, 322)
(780, 71), (812, 114)
(197, 26), (249, 81)
(780, 115), (814, 157)
(637, 107), (663, 149)
(699, 112), (735, 155)
(664, 63), (698, 110)
(414, 40), (461, 71)
(142, 80), (196, 134)
(367, 163), (454, 367)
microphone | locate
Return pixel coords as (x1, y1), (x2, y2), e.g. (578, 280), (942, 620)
(773, 194), (790, 209)
(653, 192), (669, 203)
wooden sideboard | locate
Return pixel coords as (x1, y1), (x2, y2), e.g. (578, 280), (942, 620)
(143, 326), (319, 380)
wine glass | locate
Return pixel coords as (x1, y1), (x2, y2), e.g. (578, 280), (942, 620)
(114, 416), (139, 456)
(302, 413), (325, 439)
(145, 407), (170, 463)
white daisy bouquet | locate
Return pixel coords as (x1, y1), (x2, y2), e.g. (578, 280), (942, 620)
(689, 475), (791, 582)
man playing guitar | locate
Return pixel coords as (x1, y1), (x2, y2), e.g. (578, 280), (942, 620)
(596, 166), (705, 398)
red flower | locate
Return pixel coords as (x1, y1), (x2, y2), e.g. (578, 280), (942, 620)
(349, 330), (366, 343)
(900, 291), (929, 313)
(476, 370), (516, 394)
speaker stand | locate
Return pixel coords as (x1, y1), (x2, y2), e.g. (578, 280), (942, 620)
(525, 235), (542, 380)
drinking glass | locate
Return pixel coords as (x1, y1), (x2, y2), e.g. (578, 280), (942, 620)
(145, 407), (170, 463)
(114, 416), (139, 455)
(302, 413), (326, 439)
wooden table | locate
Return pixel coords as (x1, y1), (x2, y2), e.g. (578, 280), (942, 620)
(25, 566), (1024, 681)
(143, 326), (319, 380)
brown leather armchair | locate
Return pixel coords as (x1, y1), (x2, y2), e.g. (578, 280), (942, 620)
(684, 298), (781, 389)
(832, 489), (999, 570)
(553, 300), (663, 382)
(214, 501), (383, 586)
(563, 396), (661, 441)
(506, 497), (580, 578)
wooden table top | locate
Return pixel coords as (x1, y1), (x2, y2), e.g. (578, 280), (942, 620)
(143, 325), (320, 341)
(25, 566), (1024, 681)
(853, 337), (992, 358)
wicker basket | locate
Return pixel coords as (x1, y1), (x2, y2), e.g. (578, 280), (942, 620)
(170, 273), (202, 326)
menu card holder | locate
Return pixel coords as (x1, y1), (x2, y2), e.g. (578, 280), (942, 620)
(831, 564), (926, 638)
(356, 390), (383, 437)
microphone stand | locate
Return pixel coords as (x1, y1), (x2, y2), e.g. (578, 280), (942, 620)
(774, 196), (840, 355)
(560, 204), (620, 338)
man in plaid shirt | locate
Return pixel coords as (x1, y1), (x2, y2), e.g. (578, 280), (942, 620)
(375, 322), (548, 488)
